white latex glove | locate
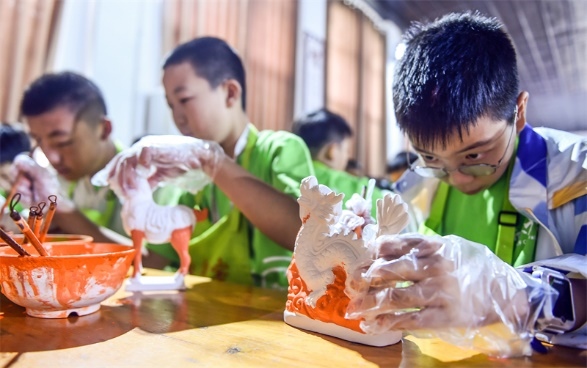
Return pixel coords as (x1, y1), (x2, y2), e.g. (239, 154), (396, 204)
(346, 233), (556, 357)
(93, 135), (225, 198)
(10, 154), (75, 213)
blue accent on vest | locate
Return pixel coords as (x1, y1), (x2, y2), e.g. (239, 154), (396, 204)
(533, 201), (550, 229)
(574, 195), (587, 216)
(574, 225), (587, 255)
(517, 125), (547, 187)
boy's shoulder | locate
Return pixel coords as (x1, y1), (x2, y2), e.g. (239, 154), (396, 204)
(257, 128), (306, 144)
(523, 126), (586, 157)
(254, 129), (310, 154)
(314, 162), (378, 195)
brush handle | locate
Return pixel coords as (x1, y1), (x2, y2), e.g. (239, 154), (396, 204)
(0, 227), (30, 256)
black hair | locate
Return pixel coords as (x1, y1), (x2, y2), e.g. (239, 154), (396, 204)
(393, 12), (519, 149)
(20, 71), (107, 125)
(163, 37), (247, 110)
(291, 108), (353, 158)
(0, 123), (31, 164)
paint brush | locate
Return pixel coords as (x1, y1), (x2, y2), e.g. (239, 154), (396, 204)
(0, 227), (31, 256)
(39, 195), (57, 243)
(23, 206), (38, 245)
(34, 202), (46, 238)
(8, 194), (48, 256)
(10, 210), (48, 256)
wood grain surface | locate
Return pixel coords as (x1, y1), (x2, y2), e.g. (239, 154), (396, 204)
(1, 270), (585, 367)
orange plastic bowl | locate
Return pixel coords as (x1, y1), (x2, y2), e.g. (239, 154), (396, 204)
(0, 243), (134, 318)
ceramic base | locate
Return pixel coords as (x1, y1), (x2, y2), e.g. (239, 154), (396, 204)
(125, 273), (186, 292)
(284, 310), (402, 347)
(26, 303), (101, 319)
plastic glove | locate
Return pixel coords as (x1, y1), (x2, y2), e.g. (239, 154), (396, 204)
(135, 135), (224, 180)
(345, 233), (557, 357)
(10, 154), (75, 213)
(92, 135), (224, 199)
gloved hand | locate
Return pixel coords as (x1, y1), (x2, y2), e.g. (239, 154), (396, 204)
(93, 135), (225, 198)
(10, 154), (75, 213)
(135, 135), (225, 180)
(345, 233), (557, 357)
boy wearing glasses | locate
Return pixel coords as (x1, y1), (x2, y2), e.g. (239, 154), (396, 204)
(348, 12), (586, 354)
(10, 72), (126, 243)
(392, 14), (586, 263)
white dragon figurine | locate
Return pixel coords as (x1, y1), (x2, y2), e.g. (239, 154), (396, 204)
(285, 176), (409, 346)
(293, 176), (410, 307)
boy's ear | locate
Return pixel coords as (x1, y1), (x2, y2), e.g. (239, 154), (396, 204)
(99, 118), (113, 140)
(316, 143), (335, 164)
(324, 143), (338, 161)
(515, 91), (529, 133)
(224, 79), (242, 108)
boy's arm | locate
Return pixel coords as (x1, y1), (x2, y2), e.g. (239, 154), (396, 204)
(213, 157), (300, 251)
(110, 137), (305, 252)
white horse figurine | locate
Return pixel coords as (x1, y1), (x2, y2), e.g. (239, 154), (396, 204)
(117, 165), (196, 291)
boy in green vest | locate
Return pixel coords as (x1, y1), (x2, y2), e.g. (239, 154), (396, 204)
(292, 108), (384, 217)
(138, 37), (314, 288)
(347, 12), (586, 354)
(10, 72), (126, 243)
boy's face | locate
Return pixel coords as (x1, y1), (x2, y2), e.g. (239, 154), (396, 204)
(410, 115), (518, 195)
(332, 137), (351, 172)
(25, 106), (106, 181)
(163, 62), (232, 143)
(320, 137), (351, 172)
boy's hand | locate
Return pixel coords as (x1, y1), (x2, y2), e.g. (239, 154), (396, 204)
(346, 234), (555, 357)
(93, 135), (226, 198)
(11, 154), (75, 213)
(137, 136), (225, 181)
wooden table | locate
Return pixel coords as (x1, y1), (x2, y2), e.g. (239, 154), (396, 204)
(1, 270), (585, 367)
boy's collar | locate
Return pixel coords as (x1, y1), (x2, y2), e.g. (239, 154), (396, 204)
(233, 124), (251, 158)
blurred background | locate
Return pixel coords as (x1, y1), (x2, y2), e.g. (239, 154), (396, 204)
(1, 0), (586, 178)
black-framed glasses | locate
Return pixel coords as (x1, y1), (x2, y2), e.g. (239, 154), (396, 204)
(408, 117), (516, 179)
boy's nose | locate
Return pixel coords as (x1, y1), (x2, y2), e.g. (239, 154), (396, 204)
(41, 147), (62, 167)
(172, 109), (186, 126)
(447, 169), (475, 187)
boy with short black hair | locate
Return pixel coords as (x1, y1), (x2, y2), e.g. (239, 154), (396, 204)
(292, 108), (384, 217)
(12, 72), (125, 242)
(350, 12), (586, 352)
(136, 37), (315, 288)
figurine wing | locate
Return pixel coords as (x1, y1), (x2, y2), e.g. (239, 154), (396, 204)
(376, 193), (409, 237)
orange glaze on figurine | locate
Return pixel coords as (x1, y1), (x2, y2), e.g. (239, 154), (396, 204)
(286, 258), (363, 332)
